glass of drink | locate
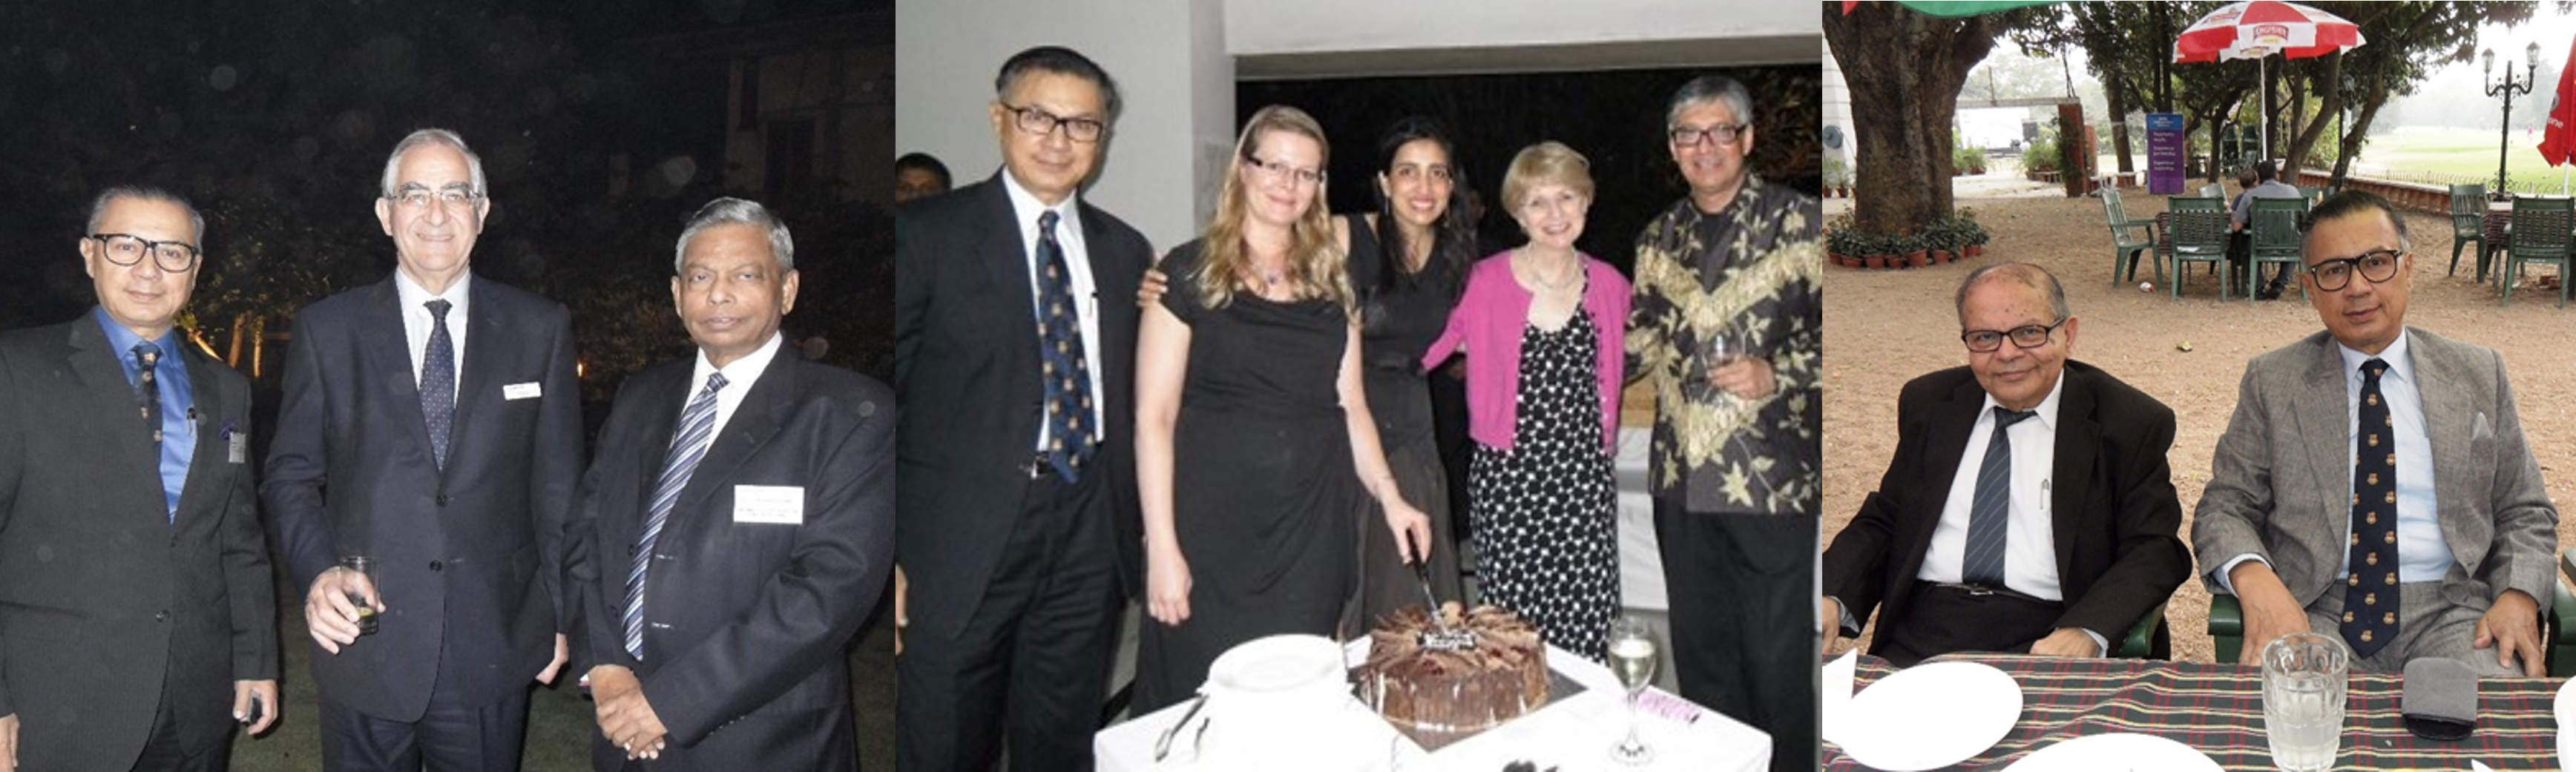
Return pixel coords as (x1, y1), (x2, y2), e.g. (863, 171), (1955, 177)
(2261, 632), (2347, 772)
(339, 555), (380, 636)
(1606, 616), (1658, 765)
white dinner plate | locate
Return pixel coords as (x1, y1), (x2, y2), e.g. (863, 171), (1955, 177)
(1836, 660), (2023, 771)
(2556, 677), (2576, 771)
(2001, 733), (2221, 772)
(1206, 634), (1343, 696)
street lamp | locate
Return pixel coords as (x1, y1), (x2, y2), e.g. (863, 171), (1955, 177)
(2485, 42), (2543, 195)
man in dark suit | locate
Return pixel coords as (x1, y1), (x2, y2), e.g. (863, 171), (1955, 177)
(1824, 263), (2191, 666)
(0, 187), (278, 771)
(894, 45), (1152, 772)
(2195, 192), (2557, 676)
(263, 128), (584, 770)
(565, 197), (893, 769)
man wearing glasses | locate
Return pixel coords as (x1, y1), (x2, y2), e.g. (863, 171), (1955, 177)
(896, 45), (1151, 772)
(1628, 74), (1823, 772)
(264, 128), (583, 769)
(1824, 263), (2190, 668)
(2195, 191), (2557, 676)
(0, 187), (280, 771)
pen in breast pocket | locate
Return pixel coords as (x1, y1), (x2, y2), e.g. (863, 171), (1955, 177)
(2041, 479), (2051, 511)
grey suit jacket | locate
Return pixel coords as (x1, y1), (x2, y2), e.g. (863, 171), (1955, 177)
(2192, 328), (2557, 617)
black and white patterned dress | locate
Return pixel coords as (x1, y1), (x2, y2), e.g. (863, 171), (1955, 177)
(1468, 309), (1619, 662)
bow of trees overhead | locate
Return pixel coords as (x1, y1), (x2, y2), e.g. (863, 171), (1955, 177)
(1826, 1), (2554, 240)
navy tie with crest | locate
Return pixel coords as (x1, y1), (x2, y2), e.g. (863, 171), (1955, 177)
(2342, 358), (2398, 658)
(1035, 210), (1096, 482)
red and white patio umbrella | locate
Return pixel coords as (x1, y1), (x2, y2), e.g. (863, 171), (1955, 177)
(2172, 1), (2367, 161)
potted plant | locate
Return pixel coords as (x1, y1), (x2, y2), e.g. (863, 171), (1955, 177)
(1859, 231), (1890, 269)
(1826, 214), (1862, 265)
(1823, 157), (1848, 199)
(1956, 207), (1989, 257)
(1922, 217), (1957, 264)
(1893, 231), (1930, 268)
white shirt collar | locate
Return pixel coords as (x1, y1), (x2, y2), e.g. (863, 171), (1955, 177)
(692, 331), (786, 395)
(1980, 367), (2067, 430)
(1000, 168), (1079, 229)
(2336, 329), (2413, 386)
(395, 267), (473, 317)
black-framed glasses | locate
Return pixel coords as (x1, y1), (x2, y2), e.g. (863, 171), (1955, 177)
(2305, 249), (2404, 291)
(388, 183), (483, 211)
(1669, 122), (1747, 148)
(87, 233), (200, 272)
(1003, 103), (1106, 143)
(1961, 318), (2066, 353)
(1243, 154), (1324, 187)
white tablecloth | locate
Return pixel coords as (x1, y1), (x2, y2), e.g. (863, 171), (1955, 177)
(1094, 639), (1769, 772)
(1613, 427), (1666, 610)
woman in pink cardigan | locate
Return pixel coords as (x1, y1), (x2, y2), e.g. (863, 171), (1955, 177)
(1419, 141), (1629, 660)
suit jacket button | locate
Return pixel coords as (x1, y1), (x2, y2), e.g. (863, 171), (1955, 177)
(154, 610), (168, 621)
(436, 494), (450, 507)
(430, 560), (444, 572)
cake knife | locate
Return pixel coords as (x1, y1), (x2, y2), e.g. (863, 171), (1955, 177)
(1153, 692), (1209, 762)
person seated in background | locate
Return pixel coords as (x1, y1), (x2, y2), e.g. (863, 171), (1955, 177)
(2232, 159), (2304, 299)
(1822, 263), (2190, 667)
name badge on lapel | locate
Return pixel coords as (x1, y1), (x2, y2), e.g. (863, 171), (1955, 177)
(504, 382), (542, 400)
(733, 485), (804, 525)
(223, 421), (248, 464)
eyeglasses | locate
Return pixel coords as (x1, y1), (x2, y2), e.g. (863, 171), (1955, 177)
(2304, 249), (2404, 291)
(1960, 318), (2066, 353)
(1669, 122), (1747, 148)
(87, 233), (200, 272)
(1003, 103), (1106, 143)
(388, 184), (484, 211)
(1243, 154), (1324, 187)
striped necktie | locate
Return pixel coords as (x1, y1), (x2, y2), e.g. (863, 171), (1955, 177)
(1960, 406), (2037, 587)
(623, 371), (729, 659)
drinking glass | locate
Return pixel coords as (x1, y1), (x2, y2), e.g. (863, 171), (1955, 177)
(1606, 616), (1658, 765)
(339, 555), (380, 636)
(2261, 632), (2347, 772)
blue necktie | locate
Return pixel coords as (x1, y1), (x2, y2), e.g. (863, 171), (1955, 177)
(1035, 210), (1097, 482)
(625, 372), (729, 659)
(2343, 359), (2398, 658)
(421, 300), (456, 469)
(1960, 407), (2037, 587)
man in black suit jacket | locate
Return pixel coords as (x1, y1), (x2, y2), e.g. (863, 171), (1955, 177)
(0, 187), (278, 771)
(1824, 263), (2190, 666)
(894, 46), (1152, 772)
(263, 129), (584, 770)
(565, 197), (893, 769)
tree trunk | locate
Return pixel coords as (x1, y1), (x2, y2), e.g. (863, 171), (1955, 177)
(1822, 4), (2009, 234)
(2284, 53), (2347, 184)
(2106, 76), (2134, 175)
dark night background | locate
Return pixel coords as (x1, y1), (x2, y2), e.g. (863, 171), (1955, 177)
(0, 0), (894, 406)
(0, 1), (894, 768)
(1241, 63), (1822, 270)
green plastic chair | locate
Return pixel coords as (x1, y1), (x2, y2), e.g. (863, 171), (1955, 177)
(2248, 198), (2309, 304)
(2166, 197), (2230, 300)
(2450, 184), (2489, 280)
(2101, 188), (2161, 286)
(2117, 601), (2170, 659)
(2211, 571), (2576, 676)
(2503, 197), (2574, 308)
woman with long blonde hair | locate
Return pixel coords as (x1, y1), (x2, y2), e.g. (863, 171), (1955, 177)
(1131, 105), (1432, 711)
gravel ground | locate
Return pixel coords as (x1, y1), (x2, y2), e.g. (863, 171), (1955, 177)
(1821, 177), (2576, 664)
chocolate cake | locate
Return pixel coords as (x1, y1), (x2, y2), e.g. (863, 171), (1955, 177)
(1357, 603), (1548, 732)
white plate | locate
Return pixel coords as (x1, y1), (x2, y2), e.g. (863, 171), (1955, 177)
(1207, 634), (1343, 696)
(2557, 677), (2576, 771)
(1836, 660), (2023, 771)
(2001, 733), (2221, 772)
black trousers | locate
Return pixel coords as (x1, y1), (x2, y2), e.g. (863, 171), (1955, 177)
(1654, 501), (1816, 772)
(127, 654), (234, 772)
(317, 686), (531, 772)
(896, 469), (1120, 772)
(1873, 581), (2066, 667)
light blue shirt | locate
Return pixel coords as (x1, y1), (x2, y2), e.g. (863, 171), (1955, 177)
(2336, 331), (2451, 583)
(93, 307), (195, 519)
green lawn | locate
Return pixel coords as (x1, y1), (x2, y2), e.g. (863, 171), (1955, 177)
(2345, 126), (2576, 195)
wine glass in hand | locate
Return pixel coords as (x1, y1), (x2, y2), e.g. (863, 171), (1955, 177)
(1606, 616), (1658, 765)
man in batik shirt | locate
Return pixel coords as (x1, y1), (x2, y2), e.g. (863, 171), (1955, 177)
(1626, 74), (1821, 772)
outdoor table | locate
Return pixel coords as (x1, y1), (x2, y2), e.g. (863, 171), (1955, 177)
(1097, 641), (1770, 771)
(2486, 202), (2511, 284)
(1822, 653), (2563, 771)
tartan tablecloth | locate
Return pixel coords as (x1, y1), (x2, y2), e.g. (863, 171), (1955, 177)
(1823, 653), (2564, 771)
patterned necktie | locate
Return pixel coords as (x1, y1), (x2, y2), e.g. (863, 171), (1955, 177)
(2343, 358), (2399, 658)
(421, 299), (457, 469)
(1961, 406), (2038, 587)
(624, 372), (729, 659)
(134, 342), (163, 445)
(1035, 210), (1097, 482)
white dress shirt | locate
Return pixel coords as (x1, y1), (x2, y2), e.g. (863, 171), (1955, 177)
(686, 331), (784, 442)
(394, 268), (470, 395)
(1919, 375), (2069, 602)
(1002, 171), (1106, 452)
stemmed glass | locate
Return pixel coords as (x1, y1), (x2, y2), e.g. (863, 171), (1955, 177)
(1606, 616), (1659, 765)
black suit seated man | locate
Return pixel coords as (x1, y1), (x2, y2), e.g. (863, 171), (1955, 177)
(1824, 263), (2191, 666)
(0, 187), (279, 771)
(566, 197), (893, 769)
